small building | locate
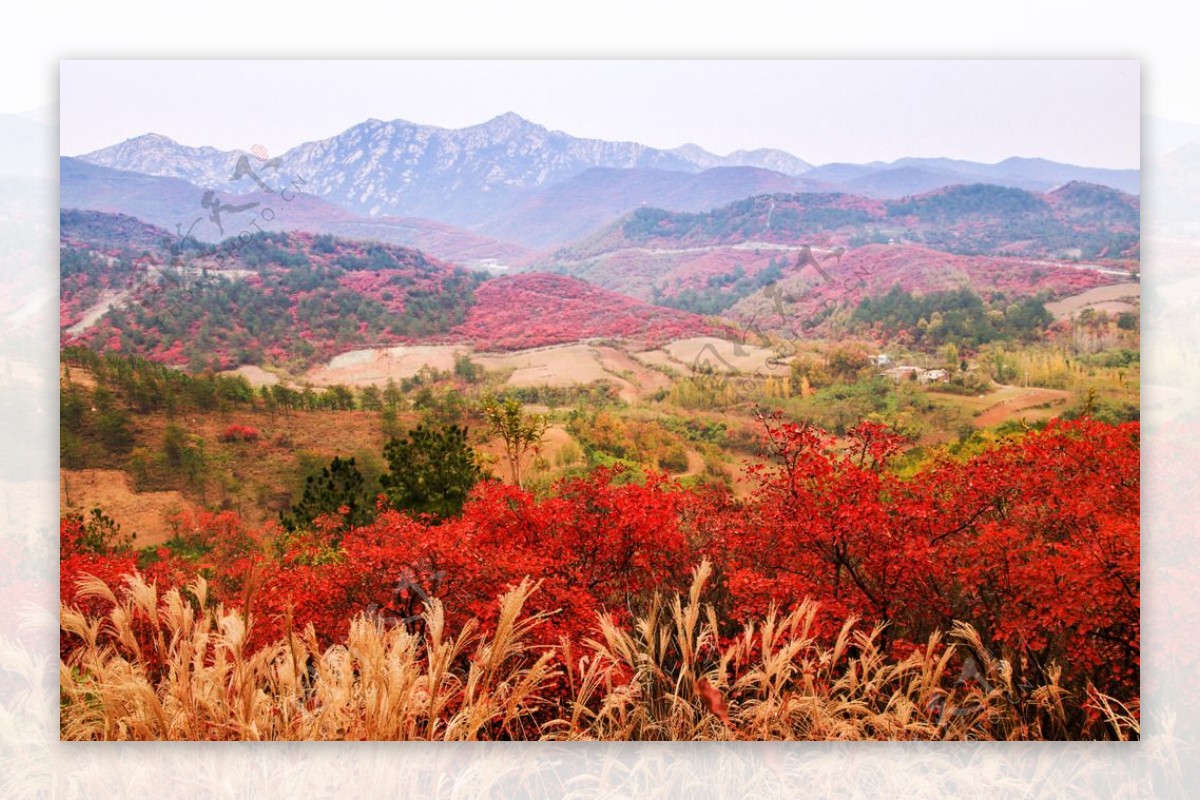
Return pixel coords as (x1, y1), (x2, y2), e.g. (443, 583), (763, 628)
(923, 369), (949, 383)
(883, 365), (926, 383)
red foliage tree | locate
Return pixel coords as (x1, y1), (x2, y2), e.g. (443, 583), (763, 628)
(60, 416), (1139, 705)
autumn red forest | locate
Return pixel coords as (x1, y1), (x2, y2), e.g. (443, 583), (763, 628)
(59, 117), (1140, 741)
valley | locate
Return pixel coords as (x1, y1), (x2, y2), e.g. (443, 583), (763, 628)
(56, 103), (1142, 743)
(59, 179), (1142, 542)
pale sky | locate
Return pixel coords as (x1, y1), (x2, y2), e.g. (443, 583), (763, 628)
(59, 60), (1140, 169)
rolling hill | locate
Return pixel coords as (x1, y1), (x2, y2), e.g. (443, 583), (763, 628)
(557, 183), (1139, 260)
(59, 211), (719, 370)
(537, 183), (1138, 325)
(451, 272), (727, 351)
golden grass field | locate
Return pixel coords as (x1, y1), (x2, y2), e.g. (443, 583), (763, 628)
(60, 563), (1138, 742)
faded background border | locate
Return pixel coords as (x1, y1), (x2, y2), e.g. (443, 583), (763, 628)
(2, 2), (1197, 798)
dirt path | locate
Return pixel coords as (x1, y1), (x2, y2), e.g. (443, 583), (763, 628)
(1020, 259), (1136, 279)
(679, 449), (706, 478)
(557, 241), (838, 263)
(66, 289), (131, 335)
(973, 385), (1071, 428)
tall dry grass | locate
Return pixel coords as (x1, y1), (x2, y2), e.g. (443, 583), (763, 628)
(59, 563), (1138, 741)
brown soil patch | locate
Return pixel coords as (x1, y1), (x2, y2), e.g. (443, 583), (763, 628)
(593, 346), (672, 403)
(103, 408), (399, 532)
(663, 337), (782, 376)
(1045, 283), (1140, 320)
(729, 455), (762, 500)
(306, 343), (626, 392)
(61, 469), (191, 547)
(221, 365), (281, 387)
(679, 449), (706, 478)
(474, 424), (578, 484)
(481, 345), (612, 388)
(60, 363), (96, 389)
(307, 345), (463, 386)
(972, 386), (1070, 428)
(631, 348), (687, 375)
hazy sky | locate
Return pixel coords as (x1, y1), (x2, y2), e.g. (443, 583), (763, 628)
(60, 60), (1139, 168)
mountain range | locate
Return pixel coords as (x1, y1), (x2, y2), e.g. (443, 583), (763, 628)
(59, 157), (534, 264)
(71, 113), (1140, 251)
(59, 111), (1143, 361)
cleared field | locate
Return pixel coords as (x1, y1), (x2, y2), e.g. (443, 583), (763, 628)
(1045, 282), (1140, 320)
(61, 469), (190, 547)
(479, 345), (612, 387)
(925, 384), (1071, 430)
(306, 340), (709, 403)
(308, 345), (464, 386)
(631, 348), (688, 374)
(307, 343), (617, 389)
(222, 365), (281, 387)
(971, 386), (1070, 428)
(593, 345), (672, 402)
(660, 337), (783, 375)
